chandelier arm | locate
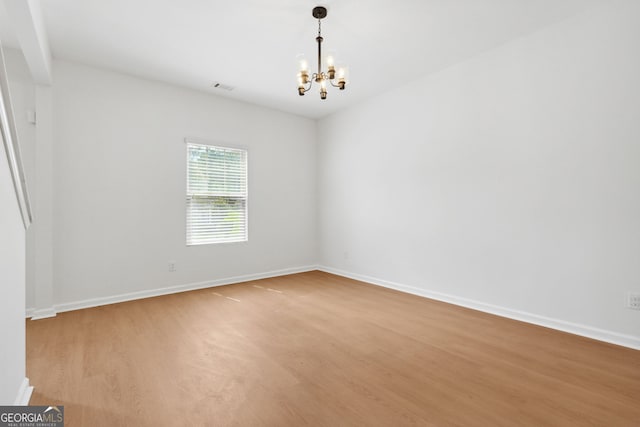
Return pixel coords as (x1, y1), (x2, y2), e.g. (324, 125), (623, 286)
(297, 78), (313, 96)
(302, 80), (313, 93)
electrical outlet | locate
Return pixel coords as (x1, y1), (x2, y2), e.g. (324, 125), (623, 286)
(168, 261), (176, 272)
(627, 293), (640, 310)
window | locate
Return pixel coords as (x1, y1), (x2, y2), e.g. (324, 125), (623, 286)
(186, 141), (248, 245)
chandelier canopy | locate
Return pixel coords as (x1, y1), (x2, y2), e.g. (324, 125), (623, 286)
(296, 6), (348, 99)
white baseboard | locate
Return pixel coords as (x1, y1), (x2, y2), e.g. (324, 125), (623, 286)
(318, 265), (640, 351)
(26, 264), (639, 350)
(28, 265), (318, 318)
(14, 378), (33, 405)
(29, 308), (56, 320)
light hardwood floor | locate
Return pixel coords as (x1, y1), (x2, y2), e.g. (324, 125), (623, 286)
(27, 271), (640, 426)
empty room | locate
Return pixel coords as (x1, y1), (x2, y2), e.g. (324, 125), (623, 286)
(1, 0), (639, 425)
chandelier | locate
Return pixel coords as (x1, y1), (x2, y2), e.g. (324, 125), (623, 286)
(296, 6), (348, 99)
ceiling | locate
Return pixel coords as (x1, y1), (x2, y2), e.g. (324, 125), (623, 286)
(0, 0), (599, 119)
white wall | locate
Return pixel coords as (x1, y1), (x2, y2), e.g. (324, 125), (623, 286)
(48, 60), (316, 306)
(0, 58), (27, 404)
(318, 0), (640, 343)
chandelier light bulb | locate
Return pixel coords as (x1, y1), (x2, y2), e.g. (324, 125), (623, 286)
(325, 50), (336, 80)
(296, 53), (309, 75)
(337, 66), (349, 90)
(326, 54), (335, 67)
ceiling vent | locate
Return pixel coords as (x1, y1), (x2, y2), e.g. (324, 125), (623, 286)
(211, 82), (235, 91)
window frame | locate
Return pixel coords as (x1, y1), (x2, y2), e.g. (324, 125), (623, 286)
(185, 138), (249, 246)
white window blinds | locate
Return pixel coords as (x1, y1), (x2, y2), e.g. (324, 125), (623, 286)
(186, 142), (248, 245)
